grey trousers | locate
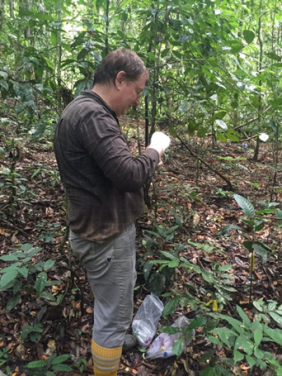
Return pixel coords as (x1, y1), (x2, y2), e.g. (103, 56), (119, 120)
(69, 223), (137, 348)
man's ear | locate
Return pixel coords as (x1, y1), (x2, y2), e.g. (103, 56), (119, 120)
(115, 71), (127, 90)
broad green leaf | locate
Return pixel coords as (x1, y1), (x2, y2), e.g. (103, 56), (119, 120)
(51, 31), (57, 46)
(43, 259), (55, 270)
(234, 335), (254, 355)
(0, 270), (18, 290)
(214, 364), (233, 376)
(149, 273), (165, 296)
(246, 355), (256, 367)
(143, 261), (153, 281)
(77, 48), (89, 61)
(51, 364), (73, 371)
(233, 194), (255, 218)
(6, 295), (20, 311)
(0, 71), (8, 79)
(172, 336), (183, 358)
(40, 291), (56, 302)
(269, 312), (282, 325)
(0, 79), (9, 90)
(51, 354), (71, 364)
(266, 52), (282, 61)
(18, 266), (29, 278)
(188, 316), (207, 330)
(0, 253), (20, 261)
(237, 305), (251, 326)
(212, 328), (236, 347)
(160, 251), (178, 260)
(207, 335), (222, 346)
(163, 297), (179, 317)
(243, 30), (255, 44)
(35, 272), (47, 294)
(254, 346), (264, 360)
(26, 360), (46, 368)
(268, 301), (277, 311)
(199, 367), (217, 376)
(20, 243), (34, 252)
(264, 327), (282, 345)
(234, 350), (244, 363)
(254, 329), (263, 346)
(160, 326), (181, 334)
(216, 132), (227, 142)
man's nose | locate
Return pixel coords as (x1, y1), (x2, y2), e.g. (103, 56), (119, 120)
(135, 97), (141, 106)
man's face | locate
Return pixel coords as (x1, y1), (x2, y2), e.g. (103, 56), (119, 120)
(117, 72), (147, 117)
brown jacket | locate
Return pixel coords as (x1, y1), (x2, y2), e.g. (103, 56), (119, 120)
(54, 90), (159, 242)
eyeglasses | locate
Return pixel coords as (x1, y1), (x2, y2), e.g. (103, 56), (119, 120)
(134, 82), (144, 98)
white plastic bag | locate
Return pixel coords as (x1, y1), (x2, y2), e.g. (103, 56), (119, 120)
(132, 294), (164, 348)
(146, 316), (193, 359)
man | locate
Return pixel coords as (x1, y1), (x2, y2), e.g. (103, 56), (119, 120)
(54, 48), (170, 376)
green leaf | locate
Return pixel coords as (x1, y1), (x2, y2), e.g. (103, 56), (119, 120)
(235, 335), (254, 355)
(43, 259), (55, 270)
(163, 297), (179, 317)
(0, 270), (18, 290)
(0, 71), (8, 79)
(0, 253), (20, 261)
(243, 30), (255, 44)
(246, 355), (256, 367)
(52, 364), (73, 371)
(18, 266), (29, 278)
(35, 272), (47, 294)
(172, 336), (183, 358)
(149, 273), (165, 296)
(20, 243), (34, 252)
(143, 261), (153, 281)
(26, 360), (47, 368)
(254, 346), (264, 360)
(264, 327), (282, 345)
(216, 132), (227, 142)
(160, 326), (181, 334)
(207, 335), (222, 346)
(51, 354), (71, 364)
(269, 312), (282, 325)
(51, 31), (57, 46)
(266, 52), (282, 61)
(234, 350), (244, 363)
(188, 316), (207, 330)
(237, 305), (251, 326)
(254, 329), (263, 346)
(77, 48), (89, 61)
(6, 295), (20, 311)
(0, 79), (9, 90)
(233, 194), (255, 218)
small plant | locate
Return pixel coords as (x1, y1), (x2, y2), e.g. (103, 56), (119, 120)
(25, 353), (73, 375)
(0, 345), (9, 367)
(0, 243), (61, 311)
(22, 324), (43, 343)
(217, 194), (278, 302)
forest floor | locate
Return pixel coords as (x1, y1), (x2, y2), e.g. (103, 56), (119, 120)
(1, 119), (282, 376)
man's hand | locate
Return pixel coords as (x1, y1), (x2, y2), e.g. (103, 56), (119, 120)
(148, 132), (171, 155)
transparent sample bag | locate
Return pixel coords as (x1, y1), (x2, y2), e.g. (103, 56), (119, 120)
(132, 294), (164, 348)
(146, 316), (193, 359)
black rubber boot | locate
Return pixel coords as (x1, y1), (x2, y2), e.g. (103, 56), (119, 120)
(122, 334), (138, 353)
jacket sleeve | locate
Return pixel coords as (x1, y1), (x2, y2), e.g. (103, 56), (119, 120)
(79, 109), (160, 192)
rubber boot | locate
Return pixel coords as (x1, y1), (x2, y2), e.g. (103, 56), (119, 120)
(91, 339), (122, 376)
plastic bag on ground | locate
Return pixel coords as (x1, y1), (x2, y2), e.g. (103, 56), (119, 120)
(132, 293), (164, 348)
(146, 316), (193, 359)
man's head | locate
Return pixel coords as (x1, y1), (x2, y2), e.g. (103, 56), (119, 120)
(93, 48), (148, 86)
(92, 48), (149, 117)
